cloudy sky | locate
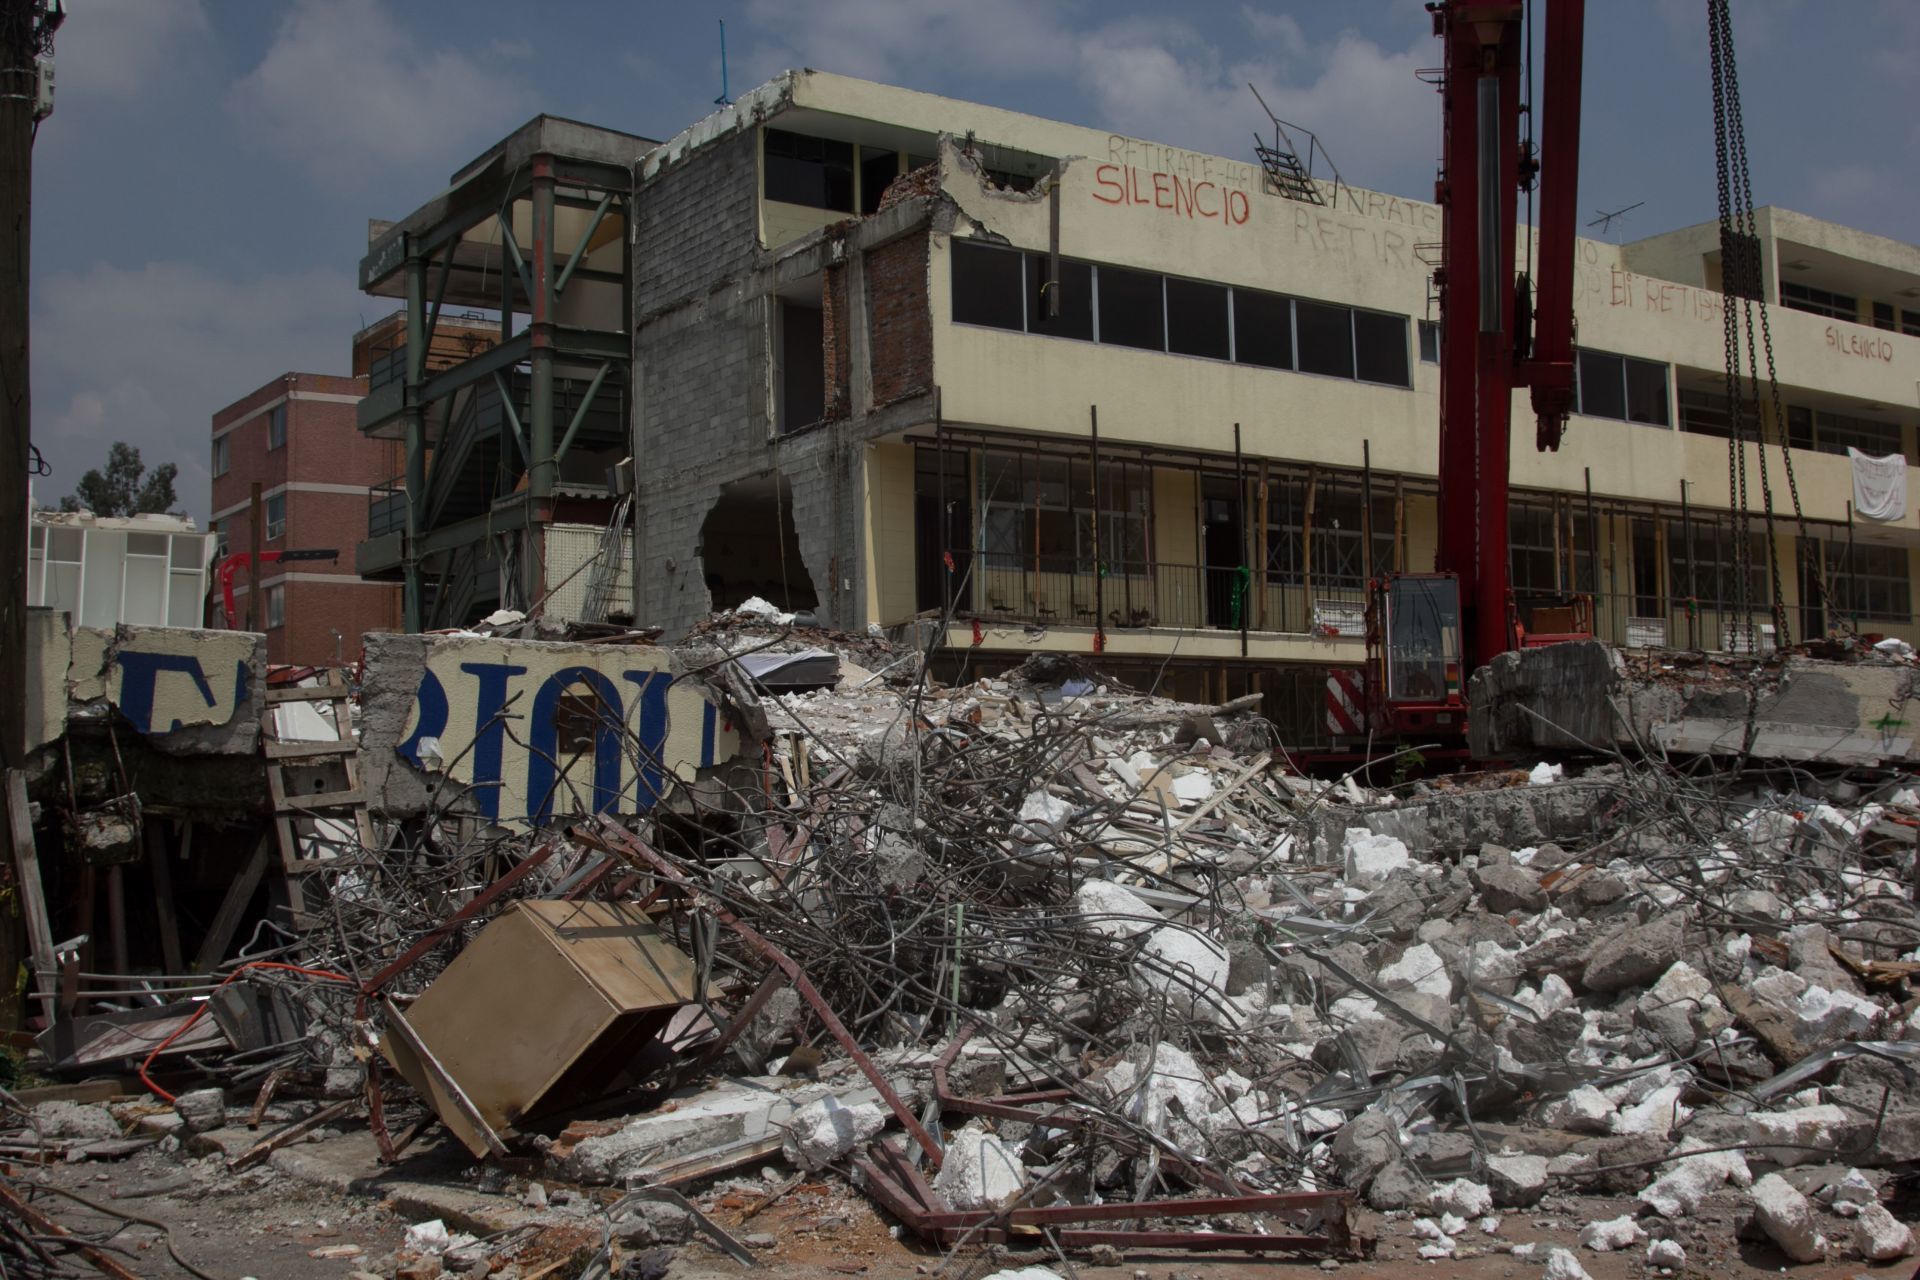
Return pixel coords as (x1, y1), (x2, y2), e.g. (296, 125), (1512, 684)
(28, 0), (1917, 520)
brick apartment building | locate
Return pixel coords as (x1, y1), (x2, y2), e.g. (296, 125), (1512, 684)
(210, 366), (402, 665)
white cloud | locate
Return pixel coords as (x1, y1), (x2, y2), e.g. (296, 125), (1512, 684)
(30, 261), (366, 520)
(739, 0), (1065, 87)
(227, 0), (534, 185)
(53, 0), (207, 99)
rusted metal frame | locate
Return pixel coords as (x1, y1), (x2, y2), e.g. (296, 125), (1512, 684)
(496, 211), (534, 306)
(687, 968), (787, 1072)
(387, 1111), (441, 1161)
(359, 839), (561, 996)
(560, 852), (623, 901)
(553, 359), (614, 464)
(493, 370), (532, 469)
(0, 1178), (143, 1280)
(367, 1056), (397, 1163)
(225, 1097), (359, 1173)
(1050, 1229), (1335, 1251)
(579, 818), (946, 1167)
(249, 1066), (292, 1129)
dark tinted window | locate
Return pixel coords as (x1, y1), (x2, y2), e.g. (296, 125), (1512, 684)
(1027, 254), (1093, 340)
(951, 241), (1024, 331)
(1577, 350), (1625, 419)
(1097, 266), (1165, 351)
(860, 148), (901, 214)
(764, 129), (854, 212)
(1233, 291), (1292, 369)
(1354, 310), (1410, 387)
(1165, 278), (1229, 359)
(1418, 319), (1441, 363)
(1624, 358), (1669, 425)
(1296, 300), (1354, 378)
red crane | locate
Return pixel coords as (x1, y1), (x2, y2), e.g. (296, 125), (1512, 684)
(216, 549), (339, 630)
(1365, 0), (1586, 746)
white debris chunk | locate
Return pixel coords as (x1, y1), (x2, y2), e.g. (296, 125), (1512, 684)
(1540, 1085), (1614, 1134)
(1750, 1172), (1826, 1263)
(1341, 829), (1411, 886)
(780, 1095), (888, 1170)
(1017, 789), (1073, 832)
(1378, 942), (1453, 999)
(405, 1220), (451, 1254)
(1853, 1201), (1915, 1261)
(1541, 1245), (1592, 1280)
(1645, 1238), (1686, 1268)
(1528, 761), (1563, 785)
(1136, 925), (1230, 1015)
(1171, 770), (1214, 803)
(1578, 1214), (1645, 1252)
(1611, 1083), (1691, 1135)
(1072, 880), (1161, 937)
(1746, 1104), (1849, 1168)
(979, 1270), (1065, 1280)
(934, 1123), (1027, 1211)
(1429, 1178), (1494, 1220)
(1823, 1167), (1876, 1213)
(1638, 1144), (1751, 1218)
(1792, 983), (1880, 1042)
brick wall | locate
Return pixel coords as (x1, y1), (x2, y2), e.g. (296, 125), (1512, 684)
(822, 262), (850, 421)
(867, 233), (931, 407)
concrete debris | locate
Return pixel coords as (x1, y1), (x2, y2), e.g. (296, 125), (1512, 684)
(933, 1122), (1027, 1211)
(781, 1095), (889, 1171)
(1576, 1213), (1644, 1252)
(1644, 1237), (1686, 1267)
(1851, 1201), (1914, 1261)
(1540, 1245), (1592, 1280)
(1750, 1172), (1827, 1263)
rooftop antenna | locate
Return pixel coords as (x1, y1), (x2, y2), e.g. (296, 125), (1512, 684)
(1587, 201), (1644, 241)
(715, 20), (731, 106)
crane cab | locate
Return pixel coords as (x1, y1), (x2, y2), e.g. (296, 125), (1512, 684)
(1367, 572), (1468, 741)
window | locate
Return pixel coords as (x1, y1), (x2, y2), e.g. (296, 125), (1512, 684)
(1780, 281), (1857, 322)
(1095, 265), (1165, 351)
(213, 434), (230, 477)
(1575, 350), (1669, 425)
(859, 147), (900, 215)
(1874, 302), (1896, 332)
(265, 584), (285, 630)
(1164, 278), (1229, 360)
(950, 241), (1024, 332)
(1666, 518), (1765, 610)
(265, 493), (286, 540)
(1232, 290), (1292, 370)
(1354, 310), (1410, 387)
(1510, 502), (1594, 597)
(1294, 300), (1354, 378)
(1263, 477), (1394, 587)
(1418, 320), (1441, 363)
(1678, 388), (1733, 439)
(1026, 253), (1092, 340)
(268, 404), (286, 450)
(1826, 541), (1911, 622)
(1904, 309), (1920, 338)
(1789, 405), (1908, 461)
(763, 129), (854, 212)
(976, 451), (1150, 573)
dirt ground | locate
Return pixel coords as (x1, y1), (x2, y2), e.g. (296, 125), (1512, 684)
(10, 1136), (1916, 1280)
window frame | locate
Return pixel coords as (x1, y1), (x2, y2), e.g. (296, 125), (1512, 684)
(1574, 348), (1670, 426)
(264, 583), (285, 630)
(267, 404), (287, 450)
(212, 433), (230, 477)
(264, 492), (287, 541)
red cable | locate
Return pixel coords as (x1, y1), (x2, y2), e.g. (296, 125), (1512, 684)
(138, 961), (354, 1103)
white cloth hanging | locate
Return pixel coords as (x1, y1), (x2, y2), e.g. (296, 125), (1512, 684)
(1848, 447), (1907, 522)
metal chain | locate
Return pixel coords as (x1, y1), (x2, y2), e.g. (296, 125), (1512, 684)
(1707, 1), (1753, 649)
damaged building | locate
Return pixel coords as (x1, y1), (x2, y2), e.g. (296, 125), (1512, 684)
(351, 70), (1920, 743)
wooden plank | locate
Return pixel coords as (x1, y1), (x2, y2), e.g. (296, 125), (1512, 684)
(193, 833), (271, 973)
(265, 685), (355, 703)
(6, 770), (55, 1027)
(146, 819), (184, 975)
(278, 787), (367, 812)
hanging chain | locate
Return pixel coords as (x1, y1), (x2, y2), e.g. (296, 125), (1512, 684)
(1709, 0), (1828, 651)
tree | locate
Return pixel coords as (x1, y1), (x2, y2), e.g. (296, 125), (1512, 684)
(58, 442), (178, 518)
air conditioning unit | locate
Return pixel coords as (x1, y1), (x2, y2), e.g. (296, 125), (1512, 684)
(1625, 617), (1668, 649)
(1722, 622), (1776, 655)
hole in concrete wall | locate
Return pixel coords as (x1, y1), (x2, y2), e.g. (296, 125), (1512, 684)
(777, 276), (825, 435)
(700, 473), (820, 614)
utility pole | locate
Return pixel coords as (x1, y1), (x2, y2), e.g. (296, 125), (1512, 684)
(1, 0), (60, 1030)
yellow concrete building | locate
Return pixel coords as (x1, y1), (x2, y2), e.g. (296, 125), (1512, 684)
(366, 71), (1920, 743)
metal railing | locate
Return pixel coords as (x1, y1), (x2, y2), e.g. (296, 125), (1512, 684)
(1518, 590), (1918, 654)
(938, 551), (1370, 635)
(368, 476), (406, 538)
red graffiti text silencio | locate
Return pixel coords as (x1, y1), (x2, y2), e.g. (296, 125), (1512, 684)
(1093, 163), (1251, 227)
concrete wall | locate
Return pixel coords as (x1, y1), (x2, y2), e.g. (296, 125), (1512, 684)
(357, 632), (740, 829)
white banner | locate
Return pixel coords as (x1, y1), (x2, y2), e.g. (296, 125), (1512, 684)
(1849, 447), (1907, 522)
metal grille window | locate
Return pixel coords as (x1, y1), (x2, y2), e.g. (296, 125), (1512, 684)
(977, 451), (1150, 572)
(1509, 501), (1594, 596)
(1787, 405), (1908, 461)
(1780, 280), (1857, 322)
(1826, 540), (1912, 622)
(1677, 388), (1733, 439)
(1263, 477), (1394, 587)
(1574, 349), (1670, 425)
(1665, 518), (1765, 609)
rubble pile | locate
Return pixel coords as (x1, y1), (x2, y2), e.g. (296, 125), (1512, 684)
(5, 610), (1920, 1277)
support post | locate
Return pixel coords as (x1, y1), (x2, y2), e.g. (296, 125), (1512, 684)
(0, 0), (33, 792)
(248, 482), (263, 632)
(403, 242), (427, 631)
(1235, 422), (1247, 657)
(528, 157), (558, 606)
(1090, 406), (1103, 650)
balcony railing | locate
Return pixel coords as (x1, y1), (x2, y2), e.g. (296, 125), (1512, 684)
(937, 552), (1371, 635)
(368, 476), (406, 539)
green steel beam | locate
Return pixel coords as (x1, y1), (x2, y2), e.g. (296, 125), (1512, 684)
(554, 192), (614, 297)
(496, 211), (534, 308)
(529, 169), (557, 505)
(492, 371), (530, 468)
(403, 244), (427, 633)
(553, 360), (614, 464)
